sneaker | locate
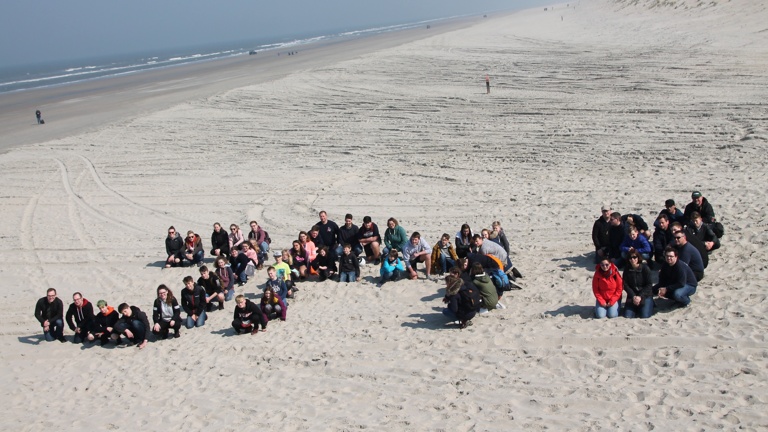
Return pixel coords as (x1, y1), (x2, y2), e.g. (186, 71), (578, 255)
(445, 320), (461, 326)
(358, 257), (366, 265)
(496, 301), (506, 309)
(479, 308), (489, 314)
(508, 280), (523, 290)
(373, 258), (381, 265)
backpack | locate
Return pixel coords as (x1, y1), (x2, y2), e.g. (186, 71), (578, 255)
(459, 285), (481, 312)
(710, 222), (724, 239)
(264, 230), (272, 244)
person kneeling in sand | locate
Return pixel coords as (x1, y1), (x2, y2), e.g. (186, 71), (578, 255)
(310, 246), (337, 282)
(338, 243), (361, 282)
(232, 294), (267, 335)
(184, 230), (204, 267)
(265, 266), (291, 300)
(260, 287), (287, 322)
(65, 291), (95, 344)
(152, 285), (182, 339)
(114, 303), (150, 349)
(379, 249), (406, 285)
(442, 275), (479, 329)
(165, 226), (184, 268)
(654, 247), (698, 308)
(181, 276), (207, 328)
(198, 265), (224, 311)
(89, 300), (119, 345)
(34, 288), (66, 343)
(469, 263), (498, 313)
(403, 232), (432, 280)
(592, 258), (623, 319)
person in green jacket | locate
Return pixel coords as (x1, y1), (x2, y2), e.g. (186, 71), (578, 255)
(470, 263), (498, 313)
(383, 217), (408, 256)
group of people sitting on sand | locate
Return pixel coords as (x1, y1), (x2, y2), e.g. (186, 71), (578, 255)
(590, 190), (723, 319)
(34, 211), (527, 344)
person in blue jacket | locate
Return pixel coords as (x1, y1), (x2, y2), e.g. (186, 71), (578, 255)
(379, 249), (406, 285)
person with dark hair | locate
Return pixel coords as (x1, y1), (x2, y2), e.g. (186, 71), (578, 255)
(114, 303), (150, 349)
(654, 247), (698, 307)
(442, 275), (478, 329)
(622, 251), (654, 318)
(379, 249), (406, 285)
(455, 223), (474, 259)
(310, 246), (337, 282)
(35, 109), (43, 124)
(265, 266), (291, 300)
(431, 233), (458, 276)
(607, 212), (627, 266)
(247, 221), (270, 268)
(228, 247), (251, 285)
(620, 226), (652, 263)
(228, 224), (245, 252)
(232, 294), (267, 335)
(622, 213), (650, 239)
(298, 231), (317, 263)
(210, 222), (230, 257)
(260, 287), (287, 322)
(184, 230), (204, 267)
(470, 263), (498, 313)
(684, 191), (716, 224)
(181, 276), (207, 328)
(338, 244), (360, 282)
(471, 234), (509, 269)
(687, 211), (720, 252)
(671, 231), (705, 281)
(653, 214), (674, 265)
(152, 285), (182, 339)
(383, 217), (408, 255)
(290, 240), (310, 280)
(654, 199), (685, 228)
(34, 288), (66, 342)
(592, 204), (612, 263)
(198, 264), (224, 311)
(592, 258), (623, 319)
(317, 211), (341, 259)
(358, 216), (382, 265)
(165, 226), (184, 268)
(65, 292), (95, 343)
(403, 232), (433, 280)
(89, 300), (119, 345)
(338, 214), (362, 256)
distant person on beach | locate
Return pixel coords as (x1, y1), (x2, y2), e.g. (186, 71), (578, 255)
(485, 75), (490, 94)
(197, 265), (223, 311)
(35, 110), (43, 124)
(184, 230), (204, 267)
(114, 303), (150, 349)
(654, 247), (697, 308)
(622, 251), (654, 318)
(357, 216), (382, 265)
(684, 191), (716, 224)
(383, 217), (408, 256)
(455, 223), (473, 259)
(339, 214), (362, 257)
(210, 223), (230, 257)
(592, 204), (612, 263)
(181, 275), (207, 328)
(232, 294), (266, 335)
(247, 221), (270, 268)
(152, 284), (182, 340)
(165, 226), (184, 268)
(592, 258), (623, 319)
(89, 300), (119, 345)
(65, 292), (94, 344)
(379, 249), (405, 285)
(215, 256), (236, 301)
(260, 286), (287, 322)
(403, 232), (433, 280)
(34, 288), (65, 342)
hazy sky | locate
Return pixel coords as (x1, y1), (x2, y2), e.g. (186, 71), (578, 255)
(1, 0), (547, 68)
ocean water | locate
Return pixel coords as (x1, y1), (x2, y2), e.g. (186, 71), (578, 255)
(0, 18), (445, 95)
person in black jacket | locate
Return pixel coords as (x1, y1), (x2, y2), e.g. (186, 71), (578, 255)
(654, 247), (698, 307)
(684, 191), (716, 224)
(622, 252), (654, 318)
(310, 246), (337, 282)
(607, 212), (627, 266)
(152, 284), (182, 339)
(65, 292), (95, 343)
(34, 288), (66, 342)
(114, 303), (150, 348)
(593, 205), (612, 263)
(338, 244), (360, 282)
(317, 211), (341, 259)
(89, 300), (119, 345)
(652, 214), (674, 265)
(165, 226), (185, 268)
(688, 212), (720, 252)
(180, 276), (207, 329)
(232, 295), (267, 334)
(442, 275), (478, 329)
(210, 222), (230, 257)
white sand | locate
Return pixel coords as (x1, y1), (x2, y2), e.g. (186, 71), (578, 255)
(1, 0), (767, 429)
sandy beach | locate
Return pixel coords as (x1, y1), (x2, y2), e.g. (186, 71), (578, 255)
(1, 0), (767, 430)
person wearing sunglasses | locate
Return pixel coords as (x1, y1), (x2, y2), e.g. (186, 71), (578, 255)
(622, 252), (654, 318)
(592, 258), (623, 319)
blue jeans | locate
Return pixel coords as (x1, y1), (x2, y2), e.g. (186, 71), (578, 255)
(187, 250), (204, 266)
(185, 310), (207, 328)
(442, 308), (458, 321)
(623, 297), (654, 318)
(488, 269), (509, 291)
(439, 254), (456, 274)
(224, 287), (235, 301)
(670, 284), (697, 306)
(380, 269), (402, 284)
(43, 318), (64, 341)
(339, 272), (357, 282)
(594, 301), (619, 319)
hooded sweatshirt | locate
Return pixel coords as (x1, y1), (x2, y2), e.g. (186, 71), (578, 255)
(592, 262), (623, 306)
(66, 298), (95, 330)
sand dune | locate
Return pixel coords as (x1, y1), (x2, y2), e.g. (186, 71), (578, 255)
(1, 0), (767, 430)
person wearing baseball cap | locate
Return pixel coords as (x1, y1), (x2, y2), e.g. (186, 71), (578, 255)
(684, 191), (716, 224)
(592, 204), (612, 263)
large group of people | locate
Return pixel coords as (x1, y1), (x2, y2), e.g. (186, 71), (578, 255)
(591, 191), (723, 319)
(35, 211), (528, 343)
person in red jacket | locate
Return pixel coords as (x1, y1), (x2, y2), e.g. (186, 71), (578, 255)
(592, 258), (623, 318)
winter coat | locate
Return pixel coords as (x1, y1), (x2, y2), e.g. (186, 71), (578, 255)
(592, 262), (623, 306)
